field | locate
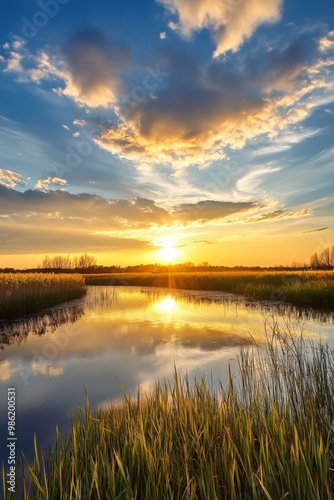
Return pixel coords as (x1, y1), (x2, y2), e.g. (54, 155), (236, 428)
(8, 327), (334, 499)
(85, 270), (334, 309)
(0, 273), (85, 320)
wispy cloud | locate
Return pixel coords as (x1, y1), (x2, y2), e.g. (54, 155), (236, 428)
(237, 167), (281, 194)
(303, 227), (328, 233)
(0, 168), (26, 188)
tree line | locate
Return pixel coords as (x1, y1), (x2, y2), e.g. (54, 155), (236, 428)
(39, 254), (97, 270)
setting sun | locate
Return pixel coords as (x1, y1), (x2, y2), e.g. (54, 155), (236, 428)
(158, 244), (179, 263)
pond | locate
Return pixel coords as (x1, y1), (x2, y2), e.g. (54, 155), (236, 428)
(0, 286), (334, 464)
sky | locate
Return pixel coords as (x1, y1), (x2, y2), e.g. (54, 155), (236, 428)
(0, 0), (333, 268)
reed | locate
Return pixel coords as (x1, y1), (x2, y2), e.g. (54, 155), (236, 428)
(8, 325), (334, 499)
(0, 273), (85, 319)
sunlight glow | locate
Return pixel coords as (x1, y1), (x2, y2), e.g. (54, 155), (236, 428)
(158, 242), (179, 263)
(156, 296), (177, 314)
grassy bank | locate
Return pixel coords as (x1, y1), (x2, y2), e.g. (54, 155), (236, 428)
(9, 330), (334, 499)
(0, 273), (85, 319)
(85, 271), (334, 309)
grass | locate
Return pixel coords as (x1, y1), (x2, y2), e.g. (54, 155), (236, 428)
(85, 270), (334, 309)
(0, 273), (86, 320)
(7, 326), (334, 499)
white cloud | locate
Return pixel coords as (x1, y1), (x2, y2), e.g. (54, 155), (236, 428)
(160, 32), (167, 39)
(237, 167), (281, 194)
(0, 168), (26, 188)
(62, 124), (71, 131)
(34, 177), (68, 191)
(73, 119), (86, 126)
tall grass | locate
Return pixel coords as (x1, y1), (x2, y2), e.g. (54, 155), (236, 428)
(86, 270), (334, 309)
(8, 327), (334, 499)
(0, 273), (85, 319)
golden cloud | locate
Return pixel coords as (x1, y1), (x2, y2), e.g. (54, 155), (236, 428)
(158, 0), (283, 54)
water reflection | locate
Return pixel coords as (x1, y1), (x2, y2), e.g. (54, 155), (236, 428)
(0, 286), (333, 464)
(0, 288), (122, 351)
(156, 295), (177, 314)
(141, 287), (334, 323)
(0, 304), (84, 351)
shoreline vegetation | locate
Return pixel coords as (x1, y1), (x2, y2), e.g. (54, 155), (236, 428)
(0, 273), (85, 320)
(7, 328), (334, 499)
(85, 271), (334, 310)
(1, 271), (333, 321)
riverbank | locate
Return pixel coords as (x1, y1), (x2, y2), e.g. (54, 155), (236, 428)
(0, 273), (85, 319)
(10, 328), (334, 499)
(85, 270), (334, 309)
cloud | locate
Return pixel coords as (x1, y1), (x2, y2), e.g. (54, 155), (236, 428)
(235, 207), (311, 224)
(34, 177), (68, 191)
(0, 185), (173, 226)
(237, 167), (281, 194)
(158, 0), (283, 55)
(173, 200), (255, 223)
(0, 185), (311, 256)
(73, 119), (87, 126)
(2, 28), (334, 170)
(60, 29), (131, 107)
(2, 31), (131, 108)
(303, 227), (328, 233)
(96, 28), (334, 167)
(160, 32), (167, 39)
(0, 168), (26, 188)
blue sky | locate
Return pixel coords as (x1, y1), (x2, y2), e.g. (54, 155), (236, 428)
(0, 0), (333, 267)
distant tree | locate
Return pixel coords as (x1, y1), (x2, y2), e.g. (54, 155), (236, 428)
(42, 255), (52, 268)
(76, 254), (97, 269)
(310, 252), (319, 269)
(310, 246), (334, 269)
(320, 248), (331, 269)
(40, 254), (97, 270)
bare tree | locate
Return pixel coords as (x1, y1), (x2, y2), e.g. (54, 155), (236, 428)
(310, 246), (334, 269)
(40, 254), (97, 269)
(310, 252), (319, 269)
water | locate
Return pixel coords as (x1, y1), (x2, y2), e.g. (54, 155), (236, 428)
(0, 286), (333, 464)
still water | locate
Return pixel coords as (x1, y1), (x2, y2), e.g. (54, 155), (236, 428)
(0, 286), (333, 463)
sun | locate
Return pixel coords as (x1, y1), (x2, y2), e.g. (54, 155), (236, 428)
(158, 243), (179, 263)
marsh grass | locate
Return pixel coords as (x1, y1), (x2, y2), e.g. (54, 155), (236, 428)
(86, 270), (334, 309)
(7, 325), (334, 499)
(0, 273), (85, 319)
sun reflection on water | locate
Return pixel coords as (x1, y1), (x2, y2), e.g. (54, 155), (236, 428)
(156, 296), (177, 314)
